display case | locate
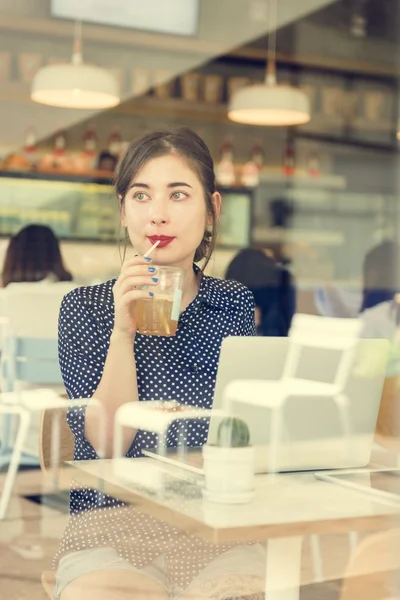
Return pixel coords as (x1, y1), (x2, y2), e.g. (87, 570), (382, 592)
(0, 172), (254, 247)
(0, 171), (118, 241)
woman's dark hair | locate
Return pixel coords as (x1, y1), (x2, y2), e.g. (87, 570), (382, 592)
(2, 224), (72, 287)
(226, 248), (281, 289)
(225, 247), (296, 336)
(361, 240), (400, 312)
(115, 128), (218, 271)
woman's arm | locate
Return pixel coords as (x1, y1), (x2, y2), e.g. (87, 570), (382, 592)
(240, 288), (257, 336)
(84, 257), (158, 457)
(84, 329), (139, 457)
(60, 257), (157, 459)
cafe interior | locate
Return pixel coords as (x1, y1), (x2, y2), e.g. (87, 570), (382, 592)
(0, 1), (400, 599)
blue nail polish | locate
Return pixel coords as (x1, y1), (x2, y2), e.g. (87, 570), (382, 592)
(149, 292), (154, 297)
(148, 267), (156, 273)
(145, 257), (152, 263)
(152, 277), (158, 283)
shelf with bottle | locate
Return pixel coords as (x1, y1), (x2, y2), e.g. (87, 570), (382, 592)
(0, 128), (349, 196)
(214, 138), (347, 191)
(0, 124), (122, 183)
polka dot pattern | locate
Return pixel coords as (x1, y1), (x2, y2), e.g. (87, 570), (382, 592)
(54, 269), (256, 587)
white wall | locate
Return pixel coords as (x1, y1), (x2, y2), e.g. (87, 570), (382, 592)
(0, 236), (237, 285)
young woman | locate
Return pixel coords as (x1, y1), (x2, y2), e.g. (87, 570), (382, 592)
(54, 129), (265, 600)
(2, 224), (72, 287)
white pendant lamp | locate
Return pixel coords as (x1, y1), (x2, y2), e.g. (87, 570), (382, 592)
(31, 22), (120, 110)
(228, 0), (310, 127)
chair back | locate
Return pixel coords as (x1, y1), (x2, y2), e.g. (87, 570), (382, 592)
(284, 314), (363, 390)
(340, 529), (400, 600)
(2, 281), (75, 338)
(375, 374), (400, 452)
(0, 282), (74, 459)
(1, 282), (75, 390)
(40, 403), (73, 600)
(39, 404), (74, 472)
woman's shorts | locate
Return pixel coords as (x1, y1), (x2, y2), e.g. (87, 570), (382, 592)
(54, 544), (267, 599)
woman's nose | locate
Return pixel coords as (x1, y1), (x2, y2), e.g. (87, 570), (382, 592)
(150, 201), (170, 225)
(151, 215), (167, 225)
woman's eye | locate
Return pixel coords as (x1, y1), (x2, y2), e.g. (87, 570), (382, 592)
(172, 191), (187, 201)
(134, 192), (149, 201)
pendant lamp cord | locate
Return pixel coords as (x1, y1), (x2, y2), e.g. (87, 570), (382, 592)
(266, 0), (278, 84)
(72, 20), (83, 65)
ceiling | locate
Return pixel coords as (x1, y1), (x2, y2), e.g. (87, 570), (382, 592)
(0, 0), (350, 149)
(309, 0), (400, 43)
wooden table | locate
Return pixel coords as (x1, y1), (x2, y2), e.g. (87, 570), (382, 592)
(65, 457), (400, 600)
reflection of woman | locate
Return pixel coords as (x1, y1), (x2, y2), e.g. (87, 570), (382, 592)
(360, 241), (400, 341)
(359, 243), (400, 452)
(2, 224), (72, 287)
(54, 129), (265, 600)
(361, 241), (400, 312)
(225, 247), (296, 336)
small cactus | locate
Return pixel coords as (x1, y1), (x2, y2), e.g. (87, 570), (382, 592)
(217, 417), (250, 448)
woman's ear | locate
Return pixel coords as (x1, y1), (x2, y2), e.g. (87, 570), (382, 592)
(209, 191), (222, 224)
(119, 194), (127, 227)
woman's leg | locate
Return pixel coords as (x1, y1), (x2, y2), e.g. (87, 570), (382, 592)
(179, 573), (264, 600)
(55, 547), (169, 600)
(60, 569), (169, 600)
(176, 545), (266, 600)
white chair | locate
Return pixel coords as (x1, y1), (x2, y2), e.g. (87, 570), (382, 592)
(113, 401), (221, 456)
(0, 288), (8, 353)
(223, 314), (363, 473)
(0, 282), (76, 468)
(0, 389), (97, 520)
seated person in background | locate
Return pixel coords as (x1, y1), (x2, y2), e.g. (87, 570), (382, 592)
(360, 240), (400, 340)
(97, 151), (118, 173)
(359, 242), (400, 450)
(225, 246), (296, 336)
(2, 224), (72, 287)
(360, 241), (400, 414)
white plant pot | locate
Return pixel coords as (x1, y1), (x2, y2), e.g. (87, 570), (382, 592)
(202, 444), (255, 503)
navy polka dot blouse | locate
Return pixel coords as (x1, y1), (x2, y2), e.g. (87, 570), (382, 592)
(60, 269), (255, 494)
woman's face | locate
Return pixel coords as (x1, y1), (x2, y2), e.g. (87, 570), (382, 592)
(121, 154), (220, 269)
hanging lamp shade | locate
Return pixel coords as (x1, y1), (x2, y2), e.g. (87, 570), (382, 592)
(228, 79), (311, 127)
(228, 0), (310, 127)
(31, 62), (120, 110)
(31, 22), (120, 110)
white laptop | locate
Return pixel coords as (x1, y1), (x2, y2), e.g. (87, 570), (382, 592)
(144, 336), (389, 475)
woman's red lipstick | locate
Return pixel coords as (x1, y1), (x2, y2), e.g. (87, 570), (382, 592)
(148, 235), (175, 249)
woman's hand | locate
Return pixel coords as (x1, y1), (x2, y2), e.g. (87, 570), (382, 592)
(112, 256), (157, 337)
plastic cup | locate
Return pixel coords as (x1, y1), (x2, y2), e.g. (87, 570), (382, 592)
(132, 266), (184, 336)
